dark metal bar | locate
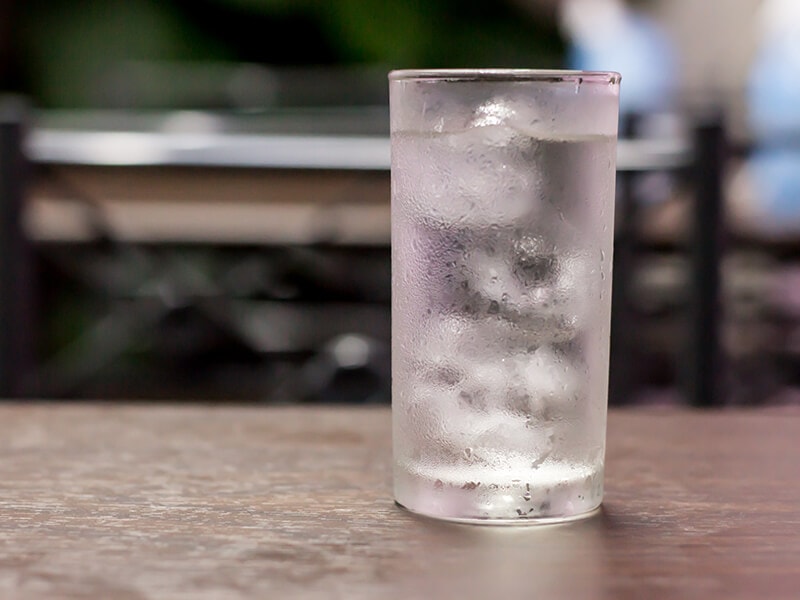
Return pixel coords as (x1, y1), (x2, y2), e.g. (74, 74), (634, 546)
(0, 97), (34, 397)
(684, 117), (726, 407)
(609, 114), (640, 405)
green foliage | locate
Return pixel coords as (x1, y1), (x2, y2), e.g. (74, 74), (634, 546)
(20, 0), (231, 106)
(18, 0), (563, 107)
(318, 0), (436, 65)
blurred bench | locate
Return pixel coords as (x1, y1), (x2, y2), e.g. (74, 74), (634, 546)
(4, 106), (733, 405)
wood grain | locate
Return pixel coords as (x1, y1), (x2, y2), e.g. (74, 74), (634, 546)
(0, 404), (798, 599)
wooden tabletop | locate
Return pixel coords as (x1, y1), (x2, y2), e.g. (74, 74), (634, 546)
(0, 404), (798, 599)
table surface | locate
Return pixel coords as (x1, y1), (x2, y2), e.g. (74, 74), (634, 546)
(0, 404), (798, 599)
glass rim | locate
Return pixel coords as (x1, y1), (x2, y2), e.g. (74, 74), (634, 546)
(388, 69), (621, 84)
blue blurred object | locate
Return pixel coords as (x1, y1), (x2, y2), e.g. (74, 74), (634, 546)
(748, 41), (800, 141)
(561, 0), (677, 115)
(744, 0), (800, 231)
(747, 1), (800, 142)
(749, 147), (800, 230)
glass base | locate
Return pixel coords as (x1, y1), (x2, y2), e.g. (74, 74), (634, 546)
(395, 500), (601, 526)
(394, 462), (603, 525)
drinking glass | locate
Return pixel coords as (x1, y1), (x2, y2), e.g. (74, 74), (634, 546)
(390, 69), (620, 524)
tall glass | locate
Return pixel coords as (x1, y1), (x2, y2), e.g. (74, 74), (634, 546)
(390, 69), (620, 524)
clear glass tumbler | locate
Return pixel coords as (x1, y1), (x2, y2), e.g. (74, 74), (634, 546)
(390, 69), (620, 524)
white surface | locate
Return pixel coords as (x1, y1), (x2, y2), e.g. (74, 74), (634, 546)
(27, 129), (688, 172)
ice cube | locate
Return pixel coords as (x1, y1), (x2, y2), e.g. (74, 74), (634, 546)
(413, 317), (515, 408)
(443, 231), (590, 345)
(468, 97), (544, 140)
(416, 312), (524, 363)
(457, 360), (508, 412)
(471, 99), (517, 127)
(462, 245), (517, 305)
(448, 130), (539, 227)
(469, 99), (530, 149)
(471, 86), (618, 139)
(512, 235), (560, 287)
(470, 413), (555, 469)
(502, 345), (584, 417)
(411, 315), (470, 386)
(399, 376), (489, 465)
(411, 315), (514, 385)
(393, 124), (540, 228)
(503, 241), (594, 344)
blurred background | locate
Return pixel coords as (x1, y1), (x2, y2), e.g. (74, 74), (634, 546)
(1, 0), (799, 406)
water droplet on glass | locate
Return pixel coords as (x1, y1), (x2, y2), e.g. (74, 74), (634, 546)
(464, 447), (473, 459)
(488, 300), (500, 314)
(523, 492), (532, 502)
(600, 250), (606, 263)
(601, 272), (606, 281)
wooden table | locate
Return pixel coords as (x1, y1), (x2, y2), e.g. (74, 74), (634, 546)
(0, 404), (798, 599)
